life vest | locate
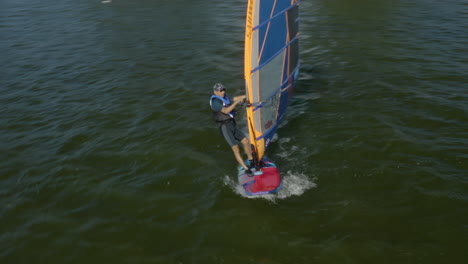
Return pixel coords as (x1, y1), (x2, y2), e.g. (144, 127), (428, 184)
(210, 95), (236, 123)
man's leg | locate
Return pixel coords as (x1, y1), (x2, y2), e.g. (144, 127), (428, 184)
(232, 145), (249, 170)
(241, 138), (253, 160)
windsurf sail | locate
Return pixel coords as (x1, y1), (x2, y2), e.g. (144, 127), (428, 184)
(244, 0), (300, 163)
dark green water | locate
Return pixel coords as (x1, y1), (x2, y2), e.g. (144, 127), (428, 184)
(1, 0), (467, 263)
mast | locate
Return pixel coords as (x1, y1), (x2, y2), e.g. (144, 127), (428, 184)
(244, 0), (262, 164)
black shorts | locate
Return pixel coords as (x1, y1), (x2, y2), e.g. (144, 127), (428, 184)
(219, 119), (246, 147)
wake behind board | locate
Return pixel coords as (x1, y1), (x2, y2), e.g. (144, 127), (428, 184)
(238, 157), (281, 196)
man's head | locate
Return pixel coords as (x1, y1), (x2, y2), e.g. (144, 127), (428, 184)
(213, 83), (226, 96)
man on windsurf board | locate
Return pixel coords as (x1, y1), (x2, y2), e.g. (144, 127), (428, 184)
(210, 83), (255, 176)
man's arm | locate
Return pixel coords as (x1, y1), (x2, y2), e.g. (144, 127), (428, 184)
(213, 98), (241, 115)
(233, 95), (246, 102)
(222, 100), (241, 114)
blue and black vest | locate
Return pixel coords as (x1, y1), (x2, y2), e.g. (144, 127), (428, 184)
(210, 95), (236, 123)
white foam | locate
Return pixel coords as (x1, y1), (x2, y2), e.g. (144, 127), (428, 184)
(276, 171), (316, 199)
(223, 171), (316, 202)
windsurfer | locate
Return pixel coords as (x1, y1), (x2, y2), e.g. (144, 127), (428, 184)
(209, 83), (255, 176)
